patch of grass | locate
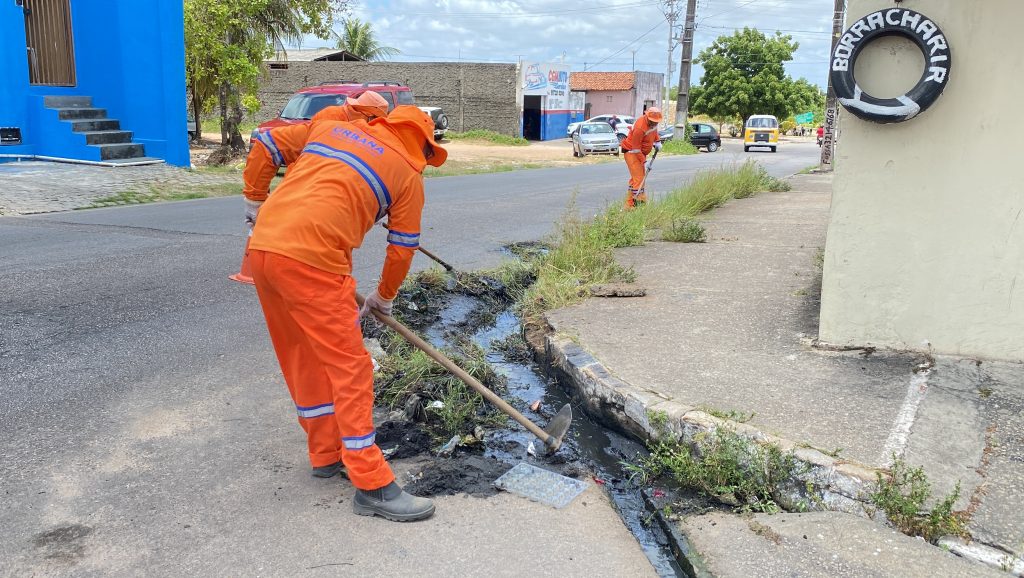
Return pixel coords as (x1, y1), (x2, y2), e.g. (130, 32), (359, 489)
(518, 161), (791, 320)
(199, 117), (259, 137)
(84, 182), (242, 208)
(375, 335), (507, 439)
(798, 165), (818, 175)
(444, 130), (529, 146)
(635, 427), (797, 513)
(423, 161), (545, 178)
(700, 407), (756, 423)
(520, 199), (639, 319)
(870, 457), (968, 543)
(661, 218), (706, 243)
(658, 139), (699, 155)
(813, 247), (825, 270)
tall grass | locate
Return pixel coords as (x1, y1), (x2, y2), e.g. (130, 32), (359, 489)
(521, 161), (790, 320)
(444, 130), (529, 146)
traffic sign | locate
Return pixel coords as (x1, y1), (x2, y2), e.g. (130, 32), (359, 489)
(795, 112), (814, 124)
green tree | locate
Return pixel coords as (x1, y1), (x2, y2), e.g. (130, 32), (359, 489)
(788, 78), (826, 125)
(334, 18), (399, 60)
(185, 0), (350, 150)
(690, 28), (813, 135)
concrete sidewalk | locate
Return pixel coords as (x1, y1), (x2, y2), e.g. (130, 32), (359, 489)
(544, 173), (1024, 576)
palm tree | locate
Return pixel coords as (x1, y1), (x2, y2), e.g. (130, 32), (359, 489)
(335, 18), (399, 61)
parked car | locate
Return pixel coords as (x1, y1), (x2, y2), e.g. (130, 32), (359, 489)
(252, 80), (447, 146)
(743, 114), (779, 153)
(571, 122), (621, 157)
(658, 125), (675, 141)
(566, 114), (635, 141)
(690, 123), (721, 152)
(417, 106), (448, 140)
(186, 115), (197, 140)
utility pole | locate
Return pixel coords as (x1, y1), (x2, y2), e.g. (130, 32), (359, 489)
(820, 0), (847, 171)
(661, 0), (680, 120)
(672, 0), (697, 137)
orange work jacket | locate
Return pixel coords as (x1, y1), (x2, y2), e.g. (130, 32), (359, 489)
(243, 118), (425, 300)
(621, 116), (661, 156)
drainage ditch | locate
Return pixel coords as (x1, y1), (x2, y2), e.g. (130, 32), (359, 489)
(367, 264), (714, 577)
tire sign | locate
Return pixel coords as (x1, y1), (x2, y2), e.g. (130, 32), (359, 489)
(831, 8), (951, 123)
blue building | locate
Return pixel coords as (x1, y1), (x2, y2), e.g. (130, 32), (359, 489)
(0, 0), (189, 166)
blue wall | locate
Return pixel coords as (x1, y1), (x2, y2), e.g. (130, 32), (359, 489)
(0, 0), (189, 166)
(540, 111), (572, 141)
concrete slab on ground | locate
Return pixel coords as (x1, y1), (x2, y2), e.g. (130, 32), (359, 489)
(545, 173), (1024, 568)
(681, 511), (1006, 578)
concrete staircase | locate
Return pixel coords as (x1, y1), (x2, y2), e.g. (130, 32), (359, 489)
(42, 96), (153, 163)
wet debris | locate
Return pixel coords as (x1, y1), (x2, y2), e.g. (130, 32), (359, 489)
(437, 435), (461, 457)
(405, 456), (512, 498)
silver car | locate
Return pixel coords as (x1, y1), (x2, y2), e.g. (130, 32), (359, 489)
(571, 122), (621, 157)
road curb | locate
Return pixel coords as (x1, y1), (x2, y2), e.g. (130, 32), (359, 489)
(540, 329), (1024, 575)
(541, 330), (880, 515)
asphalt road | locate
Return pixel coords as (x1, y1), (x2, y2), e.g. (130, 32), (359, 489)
(0, 141), (820, 574)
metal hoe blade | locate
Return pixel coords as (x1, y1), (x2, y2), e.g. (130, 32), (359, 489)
(542, 404), (573, 452)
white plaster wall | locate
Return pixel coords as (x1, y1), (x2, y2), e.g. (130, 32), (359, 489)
(820, 0), (1024, 361)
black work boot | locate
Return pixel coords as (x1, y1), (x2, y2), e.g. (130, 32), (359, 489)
(353, 481), (435, 522)
(311, 461), (346, 479)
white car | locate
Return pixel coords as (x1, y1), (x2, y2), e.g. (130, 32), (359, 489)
(566, 114), (635, 140)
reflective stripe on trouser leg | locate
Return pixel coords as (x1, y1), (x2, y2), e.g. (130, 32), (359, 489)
(250, 249), (342, 468)
(624, 151), (646, 207)
(250, 251), (395, 491)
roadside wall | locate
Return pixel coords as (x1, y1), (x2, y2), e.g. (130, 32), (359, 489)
(820, 0), (1024, 361)
(257, 61), (519, 135)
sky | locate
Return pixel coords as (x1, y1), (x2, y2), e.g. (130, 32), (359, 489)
(296, 0), (836, 89)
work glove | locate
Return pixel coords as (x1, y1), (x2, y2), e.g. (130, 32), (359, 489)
(653, 141), (663, 152)
(645, 159), (654, 172)
(359, 290), (394, 319)
(244, 199), (263, 230)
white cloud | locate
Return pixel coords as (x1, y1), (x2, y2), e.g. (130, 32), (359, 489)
(301, 0), (835, 86)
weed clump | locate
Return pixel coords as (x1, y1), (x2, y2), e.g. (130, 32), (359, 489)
(375, 335), (508, 439)
(870, 458), (967, 543)
(629, 427), (796, 514)
(661, 218), (706, 243)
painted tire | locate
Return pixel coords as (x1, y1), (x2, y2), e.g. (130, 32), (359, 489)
(830, 8), (951, 123)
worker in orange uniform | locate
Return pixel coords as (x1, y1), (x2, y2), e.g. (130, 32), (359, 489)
(241, 105), (447, 522)
(309, 90), (390, 123)
(621, 107), (663, 208)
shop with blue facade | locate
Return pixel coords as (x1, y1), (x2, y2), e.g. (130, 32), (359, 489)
(519, 62), (584, 141)
(0, 0), (189, 166)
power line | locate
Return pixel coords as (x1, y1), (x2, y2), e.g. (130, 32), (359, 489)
(699, 24), (832, 36)
(697, 0), (762, 23)
(584, 17), (667, 71)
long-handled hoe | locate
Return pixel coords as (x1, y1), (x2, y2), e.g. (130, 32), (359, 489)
(358, 293), (573, 452)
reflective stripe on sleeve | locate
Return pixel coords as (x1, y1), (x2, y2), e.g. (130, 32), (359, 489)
(386, 229), (420, 248)
(254, 130), (284, 166)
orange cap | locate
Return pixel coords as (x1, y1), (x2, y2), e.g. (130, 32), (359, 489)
(645, 107), (663, 123)
(348, 90), (389, 119)
(384, 105), (448, 168)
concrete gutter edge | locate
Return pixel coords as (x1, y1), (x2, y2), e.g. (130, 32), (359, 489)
(542, 330), (1024, 576)
(542, 331), (877, 513)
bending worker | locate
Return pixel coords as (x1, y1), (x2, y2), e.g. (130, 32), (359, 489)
(310, 90), (390, 123)
(621, 107), (663, 208)
(241, 105), (447, 523)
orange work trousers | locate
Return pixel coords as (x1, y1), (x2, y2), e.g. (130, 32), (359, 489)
(624, 151), (648, 208)
(249, 249), (395, 491)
